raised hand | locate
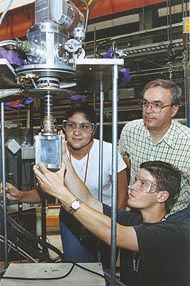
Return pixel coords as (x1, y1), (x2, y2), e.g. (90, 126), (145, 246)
(33, 162), (66, 200)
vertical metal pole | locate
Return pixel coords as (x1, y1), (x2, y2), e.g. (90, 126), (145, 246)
(1, 102), (8, 270)
(97, 81), (104, 263)
(98, 81), (104, 202)
(110, 64), (118, 286)
(94, 26), (97, 58)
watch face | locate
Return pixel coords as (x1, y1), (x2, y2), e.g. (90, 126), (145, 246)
(72, 200), (80, 210)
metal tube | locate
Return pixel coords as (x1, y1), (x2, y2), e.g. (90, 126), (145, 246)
(1, 102), (8, 270)
(43, 93), (54, 133)
(98, 81), (104, 202)
(110, 64), (119, 286)
(97, 81), (104, 263)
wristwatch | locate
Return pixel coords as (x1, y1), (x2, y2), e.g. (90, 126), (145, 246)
(68, 199), (81, 214)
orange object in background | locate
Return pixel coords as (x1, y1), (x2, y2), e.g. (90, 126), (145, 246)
(46, 204), (61, 228)
(0, 0), (168, 41)
(87, 0), (167, 19)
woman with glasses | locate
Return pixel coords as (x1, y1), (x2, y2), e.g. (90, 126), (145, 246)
(59, 103), (127, 265)
(3, 103), (127, 266)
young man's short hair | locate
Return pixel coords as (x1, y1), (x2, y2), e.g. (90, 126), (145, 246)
(140, 161), (181, 212)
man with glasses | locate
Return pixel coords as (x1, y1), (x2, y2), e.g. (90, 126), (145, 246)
(119, 79), (190, 222)
(33, 159), (189, 286)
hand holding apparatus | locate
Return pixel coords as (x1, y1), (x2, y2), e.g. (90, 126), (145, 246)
(33, 162), (66, 200)
(1, 182), (22, 201)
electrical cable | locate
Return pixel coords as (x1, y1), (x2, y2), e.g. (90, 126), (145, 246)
(75, 262), (106, 280)
(0, 262), (108, 282)
(0, 205), (64, 262)
(1, 208), (125, 285)
(0, 263), (75, 281)
(166, 0), (174, 60)
(0, 235), (38, 263)
(96, 39), (113, 58)
(80, 0), (89, 33)
(1, 199), (124, 284)
(7, 213), (64, 261)
(0, 212), (108, 281)
(0, 261), (127, 285)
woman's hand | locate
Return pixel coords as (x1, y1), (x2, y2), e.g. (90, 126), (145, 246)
(0, 182), (23, 201)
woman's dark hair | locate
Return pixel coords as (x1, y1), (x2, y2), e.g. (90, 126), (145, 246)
(140, 161), (181, 213)
(64, 103), (97, 124)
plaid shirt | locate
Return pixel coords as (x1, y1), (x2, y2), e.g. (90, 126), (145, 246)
(118, 119), (190, 214)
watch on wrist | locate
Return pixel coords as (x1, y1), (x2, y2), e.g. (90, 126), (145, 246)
(68, 199), (81, 214)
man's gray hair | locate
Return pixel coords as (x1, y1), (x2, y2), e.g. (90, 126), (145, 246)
(142, 79), (182, 105)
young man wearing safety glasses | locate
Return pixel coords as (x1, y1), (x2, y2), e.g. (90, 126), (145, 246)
(33, 159), (189, 286)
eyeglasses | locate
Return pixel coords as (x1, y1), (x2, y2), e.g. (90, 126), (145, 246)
(140, 100), (172, 113)
(129, 175), (159, 194)
(63, 120), (96, 134)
